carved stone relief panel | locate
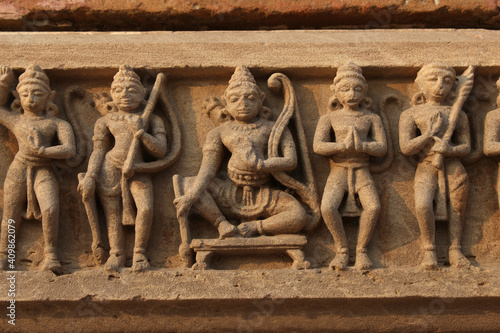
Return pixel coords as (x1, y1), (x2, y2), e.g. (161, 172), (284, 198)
(0, 62), (496, 273)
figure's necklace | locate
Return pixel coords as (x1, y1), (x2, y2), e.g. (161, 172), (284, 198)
(227, 118), (265, 131)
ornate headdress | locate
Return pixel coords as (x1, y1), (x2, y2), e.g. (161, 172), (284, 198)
(17, 65), (50, 92)
(225, 66), (264, 97)
(332, 63), (367, 90)
(111, 65), (143, 90)
(329, 63), (371, 111)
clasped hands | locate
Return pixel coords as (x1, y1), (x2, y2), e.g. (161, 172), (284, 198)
(342, 126), (367, 153)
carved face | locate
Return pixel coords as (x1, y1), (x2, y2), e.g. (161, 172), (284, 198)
(225, 85), (262, 122)
(335, 77), (367, 109)
(111, 81), (144, 112)
(420, 69), (454, 103)
(17, 83), (50, 115)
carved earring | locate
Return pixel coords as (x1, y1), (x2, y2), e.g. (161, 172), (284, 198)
(10, 91), (22, 114)
(360, 97), (373, 110)
(328, 96), (341, 112)
(259, 106), (272, 120)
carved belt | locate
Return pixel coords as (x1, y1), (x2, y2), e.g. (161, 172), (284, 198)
(227, 167), (270, 187)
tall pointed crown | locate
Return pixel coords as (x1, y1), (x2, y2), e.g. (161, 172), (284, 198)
(333, 63), (366, 87)
(17, 65), (50, 92)
(225, 66), (263, 96)
(112, 65), (143, 88)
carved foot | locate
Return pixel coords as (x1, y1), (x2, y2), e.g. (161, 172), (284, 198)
(329, 252), (349, 271)
(192, 251), (213, 270)
(354, 252), (373, 271)
(40, 253), (62, 274)
(132, 253), (150, 272)
(218, 221), (238, 239)
(420, 250), (438, 270)
(449, 249), (471, 268)
(104, 254), (124, 272)
(237, 221), (259, 238)
(286, 249), (310, 270)
(92, 246), (106, 266)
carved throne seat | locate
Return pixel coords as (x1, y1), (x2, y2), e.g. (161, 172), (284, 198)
(190, 235), (310, 270)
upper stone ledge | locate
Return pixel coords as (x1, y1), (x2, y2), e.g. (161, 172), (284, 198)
(0, 0), (498, 31)
(1, 29), (500, 74)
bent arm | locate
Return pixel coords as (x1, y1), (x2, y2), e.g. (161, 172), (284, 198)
(41, 121), (76, 159)
(313, 115), (345, 156)
(188, 129), (224, 199)
(261, 129), (297, 172)
(484, 110), (500, 156)
(85, 120), (110, 178)
(362, 115), (387, 157)
(139, 116), (167, 159)
(399, 111), (431, 156)
(447, 111), (471, 157)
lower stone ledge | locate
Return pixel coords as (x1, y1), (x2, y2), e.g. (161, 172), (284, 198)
(1, 268), (500, 332)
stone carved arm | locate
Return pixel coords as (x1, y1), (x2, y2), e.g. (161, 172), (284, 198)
(184, 129), (224, 200)
(398, 111), (435, 156)
(355, 115), (387, 157)
(260, 129), (297, 172)
(38, 120), (76, 159)
(0, 106), (18, 131)
(441, 111), (471, 158)
(483, 110), (500, 156)
(138, 115), (167, 159)
(84, 119), (111, 179)
(313, 115), (346, 156)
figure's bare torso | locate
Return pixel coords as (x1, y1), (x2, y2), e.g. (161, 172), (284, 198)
(15, 115), (60, 160)
(219, 119), (273, 174)
(327, 110), (378, 162)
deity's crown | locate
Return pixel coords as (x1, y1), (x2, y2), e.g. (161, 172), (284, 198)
(112, 65), (143, 88)
(333, 63), (366, 87)
(17, 65), (50, 92)
(226, 66), (260, 92)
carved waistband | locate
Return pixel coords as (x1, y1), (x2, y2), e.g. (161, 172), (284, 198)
(228, 167), (270, 187)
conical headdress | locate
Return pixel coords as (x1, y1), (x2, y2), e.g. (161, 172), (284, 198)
(225, 66), (262, 95)
(333, 63), (366, 88)
(111, 65), (143, 89)
(17, 65), (50, 92)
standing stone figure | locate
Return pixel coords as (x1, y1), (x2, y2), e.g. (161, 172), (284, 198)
(399, 63), (474, 270)
(483, 78), (500, 208)
(78, 65), (181, 272)
(0, 65), (76, 273)
(173, 66), (320, 268)
(313, 63), (388, 270)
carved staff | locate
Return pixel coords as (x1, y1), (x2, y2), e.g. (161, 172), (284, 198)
(122, 73), (166, 177)
(432, 66), (474, 168)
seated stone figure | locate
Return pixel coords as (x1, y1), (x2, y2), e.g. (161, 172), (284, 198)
(174, 66), (318, 269)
